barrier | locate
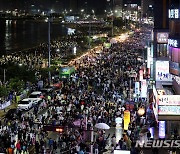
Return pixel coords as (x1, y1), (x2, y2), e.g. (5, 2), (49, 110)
(0, 101), (11, 110)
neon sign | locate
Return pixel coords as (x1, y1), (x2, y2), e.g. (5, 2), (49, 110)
(169, 9), (180, 19)
(168, 39), (179, 48)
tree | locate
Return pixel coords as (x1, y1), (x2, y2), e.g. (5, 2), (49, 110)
(0, 86), (9, 98)
(7, 78), (25, 95)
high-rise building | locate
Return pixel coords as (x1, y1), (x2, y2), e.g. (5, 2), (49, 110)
(168, 0), (180, 93)
(149, 0), (180, 138)
(141, 0), (153, 17)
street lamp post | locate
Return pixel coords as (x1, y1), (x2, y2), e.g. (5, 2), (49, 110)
(111, 0), (114, 36)
(48, 14), (52, 85)
(107, 0), (114, 36)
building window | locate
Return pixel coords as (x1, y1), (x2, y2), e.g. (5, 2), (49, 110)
(157, 44), (168, 57)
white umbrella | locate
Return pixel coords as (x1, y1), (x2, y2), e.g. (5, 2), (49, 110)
(95, 123), (110, 130)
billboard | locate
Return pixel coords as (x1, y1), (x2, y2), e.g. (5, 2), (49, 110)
(156, 61), (172, 81)
(169, 61), (180, 76)
(157, 32), (169, 44)
(158, 95), (180, 106)
(141, 79), (147, 98)
(158, 106), (180, 115)
(169, 9), (180, 19)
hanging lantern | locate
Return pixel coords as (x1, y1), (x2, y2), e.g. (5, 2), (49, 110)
(137, 108), (145, 116)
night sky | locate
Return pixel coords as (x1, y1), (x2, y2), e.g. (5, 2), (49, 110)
(0, 0), (107, 12)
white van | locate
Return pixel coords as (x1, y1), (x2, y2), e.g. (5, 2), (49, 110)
(28, 91), (42, 105)
(17, 98), (33, 110)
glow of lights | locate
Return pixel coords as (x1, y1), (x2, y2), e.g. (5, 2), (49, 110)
(73, 47), (77, 55)
(137, 108), (145, 116)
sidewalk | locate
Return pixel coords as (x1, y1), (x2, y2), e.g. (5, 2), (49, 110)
(0, 102), (17, 118)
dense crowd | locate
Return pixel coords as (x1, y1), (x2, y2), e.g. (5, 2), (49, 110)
(0, 26), (154, 154)
(0, 34), (84, 70)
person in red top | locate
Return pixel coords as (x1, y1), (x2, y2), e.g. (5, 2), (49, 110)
(16, 141), (21, 154)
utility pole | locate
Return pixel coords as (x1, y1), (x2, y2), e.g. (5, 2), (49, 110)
(89, 22), (91, 49)
(112, 0), (114, 36)
(3, 69), (6, 84)
(48, 14), (52, 85)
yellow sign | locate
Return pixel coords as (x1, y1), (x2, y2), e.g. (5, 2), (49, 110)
(124, 110), (130, 130)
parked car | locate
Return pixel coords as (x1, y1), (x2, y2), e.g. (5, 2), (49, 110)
(28, 91), (42, 105)
(17, 98), (33, 110)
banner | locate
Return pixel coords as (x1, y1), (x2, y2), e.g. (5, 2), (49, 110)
(158, 95), (180, 106)
(158, 106), (180, 115)
(0, 101), (11, 110)
(124, 110), (130, 130)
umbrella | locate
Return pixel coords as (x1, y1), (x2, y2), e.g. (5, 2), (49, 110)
(95, 123), (110, 130)
(73, 120), (81, 126)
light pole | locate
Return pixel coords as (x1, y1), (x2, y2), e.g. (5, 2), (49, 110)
(107, 0), (114, 36)
(48, 14), (52, 85)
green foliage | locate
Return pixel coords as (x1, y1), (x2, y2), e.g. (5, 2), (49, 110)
(0, 63), (36, 83)
(0, 86), (9, 98)
(7, 78), (25, 94)
(113, 17), (124, 27)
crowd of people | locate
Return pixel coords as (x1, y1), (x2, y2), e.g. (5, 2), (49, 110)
(0, 34), (84, 70)
(0, 25), (153, 154)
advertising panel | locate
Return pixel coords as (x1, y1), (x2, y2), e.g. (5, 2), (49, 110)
(168, 38), (180, 48)
(158, 106), (180, 115)
(156, 61), (172, 81)
(157, 32), (169, 44)
(159, 121), (166, 139)
(124, 110), (130, 130)
(169, 9), (180, 19)
(59, 67), (75, 78)
(141, 79), (147, 98)
(169, 61), (180, 76)
(139, 70), (143, 81)
(147, 47), (153, 69)
(158, 95), (180, 106)
(135, 82), (140, 96)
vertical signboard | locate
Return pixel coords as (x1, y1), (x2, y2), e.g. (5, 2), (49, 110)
(139, 70), (143, 81)
(124, 110), (130, 130)
(156, 61), (172, 81)
(141, 80), (147, 98)
(159, 121), (166, 139)
(135, 82), (140, 96)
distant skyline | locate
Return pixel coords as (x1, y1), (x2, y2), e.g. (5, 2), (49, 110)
(0, 0), (106, 12)
(0, 0), (142, 11)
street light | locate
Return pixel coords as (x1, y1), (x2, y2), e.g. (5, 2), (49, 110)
(107, 0), (114, 36)
(48, 14), (53, 85)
